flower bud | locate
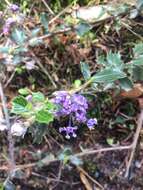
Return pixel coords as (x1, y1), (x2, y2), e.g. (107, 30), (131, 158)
(11, 122), (27, 137)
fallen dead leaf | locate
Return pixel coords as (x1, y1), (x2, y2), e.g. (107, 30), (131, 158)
(80, 171), (92, 190)
(120, 84), (143, 99)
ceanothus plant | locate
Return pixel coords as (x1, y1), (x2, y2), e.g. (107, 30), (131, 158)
(0, 88), (97, 139)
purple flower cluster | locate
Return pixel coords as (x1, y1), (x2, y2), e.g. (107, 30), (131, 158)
(9, 4), (19, 12)
(53, 91), (97, 139)
(3, 4), (19, 35)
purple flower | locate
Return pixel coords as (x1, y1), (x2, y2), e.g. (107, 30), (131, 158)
(53, 91), (72, 116)
(59, 126), (78, 139)
(71, 94), (88, 109)
(10, 4), (19, 12)
(6, 17), (16, 25)
(87, 118), (97, 130)
(3, 17), (16, 35)
(3, 26), (9, 35)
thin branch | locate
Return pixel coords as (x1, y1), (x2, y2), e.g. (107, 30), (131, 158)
(0, 144), (133, 171)
(31, 51), (57, 89)
(0, 82), (15, 170)
(41, 0), (55, 15)
(125, 109), (143, 178)
(49, 4), (72, 25)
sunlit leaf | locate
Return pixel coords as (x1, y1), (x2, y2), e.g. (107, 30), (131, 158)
(18, 88), (30, 95)
(12, 96), (29, 114)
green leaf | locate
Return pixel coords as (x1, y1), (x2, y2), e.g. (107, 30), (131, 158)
(133, 43), (143, 57)
(18, 88), (30, 95)
(70, 156), (83, 166)
(29, 38), (43, 47)
(76, 23), (91, 36)
(114, 116), (126, 124)
(106, 138), (114, 146)
(133, 66), (143, 81)
(137, 0), (143, 9)
(11, 29), (27, 45)
(12, 55), (22, 65)
(45, 101), (56, 111)
(29, 123), (48, 144)
(106, 52), (123, 67)
(14, 47), (28, 54)
(58, 148), (72, 164)
(74, 80), (82, 88)
(32, 92), (45, 102)
(118, 77), (133, 91)
(132, 56), (143, 65)
(0, 46), (10, 53)
(0, 183), (4, 190)
(80, 61), (91, 81)
(40, 13), (49, 33)
(37, 153), (55, 167)
(31, 28), (41, 37)
(93, 68), (126, 83)
(97, 55), (106, 65)
(35, 110), (54, 124)
(12, 96), (29, 114)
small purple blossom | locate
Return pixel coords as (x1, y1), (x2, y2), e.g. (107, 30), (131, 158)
(3, 26), (9, 35)
(87, 118), (97, 130)
(9, 4), (19, 12)
(6, 17), (16, 25)
(75, 111), (87, 123)
(59, 126), (77, 139)
(3, 17), (16, 35)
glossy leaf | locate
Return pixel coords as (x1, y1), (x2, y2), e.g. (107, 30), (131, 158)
(35, 110), (54, 124)
(18, 88), (30, 95)
(32, 92), (45, 102)
(12, 96), (29, 114)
